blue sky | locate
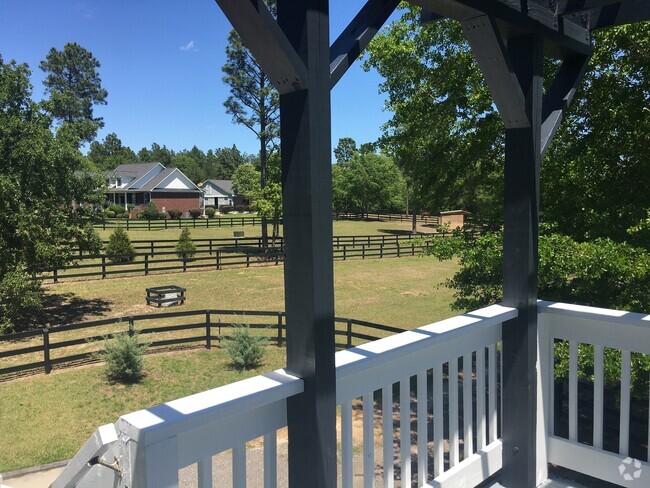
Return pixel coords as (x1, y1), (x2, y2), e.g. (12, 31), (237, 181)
(0, 0), (402, 159)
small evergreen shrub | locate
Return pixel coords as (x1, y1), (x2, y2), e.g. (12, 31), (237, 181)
(105, 210), (116, 218)
(168, 208), (181, 219)
(109, 204), (126, 215)
(205, 207), (216, 218)
(175, 228), (197, 258)
(99, 332), (148, 383)
(158, 212), (167, 219)
(189, 208), (203, 219)
(220, 205), (234, 214)
(142, 201), (160, 220)
(224, 325), (267, 370)
(106, 227), (136, 263)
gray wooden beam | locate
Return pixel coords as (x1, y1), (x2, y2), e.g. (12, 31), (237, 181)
(413, 0), (593, 56)
(421, 8), (444, 23)
(501, 33), (544, 488)
(563, 0), (650, 29)
(330, 0), (400, 89)
(552, 0), (621, 15)
(541, 54), (591, 158)
(277, 1), (337, 487)
(215, 0), (308, 94)
(462, 15), (529, 129)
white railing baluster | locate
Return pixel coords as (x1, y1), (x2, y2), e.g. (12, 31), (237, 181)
(620, 350), (631, 456)
(364, 392), (375, 488)
(463, 353), (473, 460)
(476, 347), (486, 451)
(382, 385), (394, 488)
(197, 457), (212, 488)
(342, 401), (353, 488)
(263, 432), (277, 488)
(433, 363), (444, 478)
(400, 377), (411, 487)
(593, 344), (604, 449)
(449, 358), (460, 468)
(417, 371), (428, 484)
(233, 444), (246, 488)
(488, 344), (497, 444)
(569, 341), (578, 442)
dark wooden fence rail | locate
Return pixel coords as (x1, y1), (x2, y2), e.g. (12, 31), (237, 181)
(0, 309), (403, 376)
(94, 212), (441, 230)
(41, 234), (442, 284)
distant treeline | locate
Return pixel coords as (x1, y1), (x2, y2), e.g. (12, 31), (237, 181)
(83, 132), (258, 182)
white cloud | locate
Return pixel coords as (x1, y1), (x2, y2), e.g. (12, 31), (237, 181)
(180, 40), (197, 52)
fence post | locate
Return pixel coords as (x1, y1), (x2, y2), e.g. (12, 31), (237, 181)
(53, 268), (58, 284)
(165, 219), (168, 230)
(346, 319), (352, 349)
(209, 239), (213, 256)
(43, 328), (51, 374)
(216, 251), (221, 270)
(102, 257), (106, 279)
(412, 242), (415, 256)
(277, 313), (283, 347)
(128, 318), (134, 337)
(246, 250), (250, 267)
(183, 253), (187, 272)
(380, 244), (383, 259)
(127, 219), (130, 231)
(397, 242), (401, 258)
(362, 244), (365, 260)
(178, 219), (181, 229)
(275, 249), (279, 266)
(206, 311), (211, 349)
(218, 318), (222, 344)
(150, 241), (154, 257)
(144, 255), (149, 276)
(343, 245), (347, 261)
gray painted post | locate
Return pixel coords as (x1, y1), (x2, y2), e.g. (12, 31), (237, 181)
(347, 319), (352, 349)
(206, 311), (211, 349)
(277, 313), (283, 347)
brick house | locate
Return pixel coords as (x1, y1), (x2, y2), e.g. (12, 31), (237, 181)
(106, 162), (202, 216)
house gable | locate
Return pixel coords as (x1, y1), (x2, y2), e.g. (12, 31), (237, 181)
(128, 163), (165, 189)
(156, 169), (200, 192)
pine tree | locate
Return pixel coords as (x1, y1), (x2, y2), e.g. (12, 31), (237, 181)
(106, 227), (136, 263)
(175, 228), (197, 259)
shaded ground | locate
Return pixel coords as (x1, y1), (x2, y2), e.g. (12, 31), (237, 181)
(17, 292), (112, 329)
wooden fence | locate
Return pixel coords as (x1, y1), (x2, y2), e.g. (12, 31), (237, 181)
(94, 212), (442, 230)
(41, 234), (438, 284)
(0, 309), (403, 377)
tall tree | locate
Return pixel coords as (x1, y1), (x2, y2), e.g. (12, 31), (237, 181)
(88, 132), (137, 170)
(213, 145), (248, 179)
(39, 42), (108, 142)
(222, 0), (279, 244)
(0, 55), (103, 332)
(137, 143), (174, 166)
(346, 153), (406, 216)
(333, 137), (358, 163)
(232, 163), (261, 199)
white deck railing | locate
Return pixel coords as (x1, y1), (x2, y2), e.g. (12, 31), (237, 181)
(54, 301), (650, 487)
(539, 302), (650, 488)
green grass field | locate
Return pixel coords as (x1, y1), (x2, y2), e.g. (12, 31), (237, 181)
(0, 256), (458, 472)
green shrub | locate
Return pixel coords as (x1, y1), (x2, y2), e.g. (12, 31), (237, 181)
(109, 204), (125, 215)
(205, 207), (216, 218)
(189, 208), (203, 219)
(106, 227), (136, 263)
(175, 228), (197, 258)
(105, 210), (116, 218)
(168, 208), (181, 219)
(99, 332), (148, 383)
(220, 205), (234, 214)
(158, 212), (167, 219)
(142, 201), (160, 220)
(224, 325), (267, 370)
(136, 212), (144, 219)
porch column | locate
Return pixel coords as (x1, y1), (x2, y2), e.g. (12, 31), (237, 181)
(277, 1), (337, 487)
(501, 34), (544, 487)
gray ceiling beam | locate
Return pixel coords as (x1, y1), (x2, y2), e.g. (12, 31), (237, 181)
(551, 0), (621, 15)
(412, 0), (593, 56)
(462, 15), (530, 128)
(541, 54), (591, 158)
(214, 0), (308, 94)
(330, 0), (400, 89)
(563, 0), (650, 29)
(421, 8), (445, 23)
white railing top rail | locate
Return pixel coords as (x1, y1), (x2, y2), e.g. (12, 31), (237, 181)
(539, 300), (650, 327)
(336, 304), (516, 402)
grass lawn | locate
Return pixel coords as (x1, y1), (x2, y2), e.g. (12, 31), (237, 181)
(0, 256), (459, 472)
(96, 218), (438, 241)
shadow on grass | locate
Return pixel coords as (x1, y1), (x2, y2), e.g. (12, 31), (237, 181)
(19, 292), (112, 328)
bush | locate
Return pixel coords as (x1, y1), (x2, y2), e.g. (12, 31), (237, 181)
(235, 204), (251, 213)
(99, 332), (148, 383)
(109, 204), (125, 215)
(116, 214), (128, 219)
(106, 227), (136, 263)
(175, 228), (197, 258)
(158, 212), (167, 219)
(142, 201), (160, 220)
(224, 325), (267, 370)
(189, 208), (203, 219)
(168, 208), (182, 219)
(105, 210), (116, 218)
(205, 207), (216, 218)
(220, 205), (234, 214)
(136, 212), (144, 219)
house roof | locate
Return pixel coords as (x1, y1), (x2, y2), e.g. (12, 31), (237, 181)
(139, 167), (201, 192)
(205, 179), (234, 195)
(113, 162), (161, 180)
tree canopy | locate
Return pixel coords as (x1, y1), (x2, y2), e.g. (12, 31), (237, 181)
(88, 133), (137, 171)
(40, 42), (108, 143)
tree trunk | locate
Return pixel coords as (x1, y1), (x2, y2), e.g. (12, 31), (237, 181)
(412, 205), (417, 234)
(405, 180), (409, 217)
